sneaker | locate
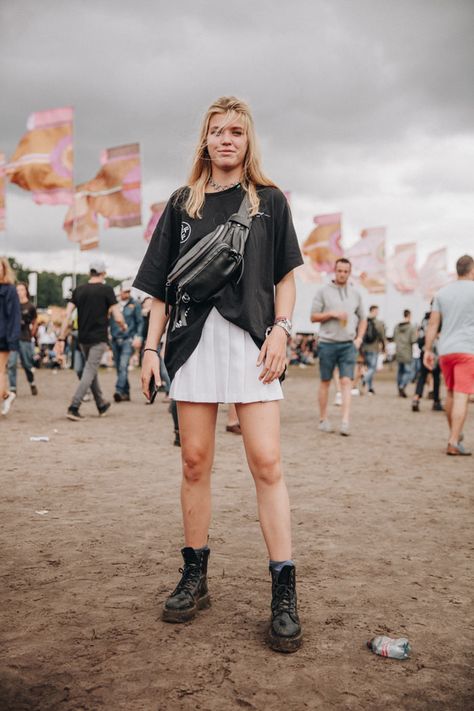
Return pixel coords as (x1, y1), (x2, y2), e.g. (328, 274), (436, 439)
(368, 388), (375, 395)
(411, 399), (420, 412)
(318, 419), (334, 433)
(30, 383), (38, 396)
(268, 565), (302, 653)
(447, 442), (472, 456)
(351, 388), (360, 396)
(162, 547), (211, 623)
(340, 421), (350, 436)
(98, 402), (111, 417)
(113, 392), (122, 403)
(1, 391), (16, 416)
(67, 406), (84, 421)
(432, 401), (444, 411)
(398, 387), (407, 398)
(334, 392), (342, 406)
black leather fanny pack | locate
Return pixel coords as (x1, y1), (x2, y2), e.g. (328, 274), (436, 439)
(165, 194), (253, 330)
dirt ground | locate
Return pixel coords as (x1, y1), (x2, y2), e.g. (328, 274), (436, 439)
(1, 364), (473, 711)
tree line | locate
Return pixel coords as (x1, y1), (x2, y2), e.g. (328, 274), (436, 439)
(8, 257), (121, 309)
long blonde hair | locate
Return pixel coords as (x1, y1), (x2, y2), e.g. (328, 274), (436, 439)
(0, 257), (15, 284)
(184, 96), (277, 218)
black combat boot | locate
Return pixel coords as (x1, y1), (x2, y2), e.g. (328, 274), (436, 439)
(268, 564), (302, 652)
(162, 547), (210, 623)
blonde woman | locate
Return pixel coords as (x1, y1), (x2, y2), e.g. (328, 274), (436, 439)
(134, 97), (303, 652)
(0, 257), (21, 415)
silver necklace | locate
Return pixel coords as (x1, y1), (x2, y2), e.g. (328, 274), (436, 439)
(208, 176), (241, 192)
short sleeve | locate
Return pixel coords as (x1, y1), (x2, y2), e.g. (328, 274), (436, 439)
(133, 194), (182, 300)
(356, 293), (366, 321)
(311, 288), (324, 315)
(432, 294), (441, 313)
(71, 288), (78, 307)
(106, 286), (117, 308)
(273, 192), (303, 285)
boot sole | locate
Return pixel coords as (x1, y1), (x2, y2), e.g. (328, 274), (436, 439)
(162, 593), (211, 623)
(268, 625), (303, 653)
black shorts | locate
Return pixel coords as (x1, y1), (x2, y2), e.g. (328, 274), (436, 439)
(0, 338), (10, 352)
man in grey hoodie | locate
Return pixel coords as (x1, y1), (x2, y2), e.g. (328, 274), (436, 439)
(311, 258), (367, 435)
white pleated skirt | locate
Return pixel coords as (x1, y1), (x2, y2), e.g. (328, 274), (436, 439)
(170, 307), (284, 403)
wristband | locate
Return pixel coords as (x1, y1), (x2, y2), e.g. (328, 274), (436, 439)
(58, 338), (66, 343)
(143, 347), (160, 355)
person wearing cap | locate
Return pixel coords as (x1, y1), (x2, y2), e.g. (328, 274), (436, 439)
(55, 259), (127, 420)
(109, 282), (143, 402)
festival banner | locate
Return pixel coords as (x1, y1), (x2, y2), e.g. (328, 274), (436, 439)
(418, 248), (451, 299)
(6, 106), (73, 205)
(345, 227), (386, 293)
(79, 143), (142, 228)
(63, 193), (99, 249)
(302, 213), (342, 272)
(144, 201), (167, 242)
(387, 242), (418, 293)
(0, 153), (5, 231)
(295, 257), (323, 284)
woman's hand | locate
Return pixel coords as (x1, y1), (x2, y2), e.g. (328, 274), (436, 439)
(141, 349), (162, 400)
(257, 326), (288, 383)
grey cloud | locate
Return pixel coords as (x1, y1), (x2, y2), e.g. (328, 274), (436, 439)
(1, 0), (473, 273)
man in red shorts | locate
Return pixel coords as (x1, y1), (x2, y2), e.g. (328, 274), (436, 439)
(424, 254), (474, 455)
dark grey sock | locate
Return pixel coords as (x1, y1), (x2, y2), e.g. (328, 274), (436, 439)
(269, 559), (294, 574)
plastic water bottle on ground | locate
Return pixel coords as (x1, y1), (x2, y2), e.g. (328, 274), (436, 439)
(367, 635), (411, 659)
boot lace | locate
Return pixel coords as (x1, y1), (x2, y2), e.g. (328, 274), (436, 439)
(172, 563), (200, 597)
(272, 571), (297, 617)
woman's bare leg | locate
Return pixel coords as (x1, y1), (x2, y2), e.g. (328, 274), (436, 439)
(236, 400), (291, 560)
(0, 352), (10, 400)
(177, 402), (218, 548)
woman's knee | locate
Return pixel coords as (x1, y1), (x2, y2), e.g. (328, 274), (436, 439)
(182, 446), (211, 484)
(250, 452), (282, 487)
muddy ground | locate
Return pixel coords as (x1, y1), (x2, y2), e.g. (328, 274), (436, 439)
(1, 364), (472, 710)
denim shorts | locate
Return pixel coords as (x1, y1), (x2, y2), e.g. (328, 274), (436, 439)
(318, 341), (356, 381)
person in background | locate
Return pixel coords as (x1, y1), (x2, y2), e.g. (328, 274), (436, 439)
(7, 282), (38, 397)
(361, 305), (385, 395)
(311, 257), (367, 436)
(424, 254), (474, 455)
(393, 309), (417, 398)
(110, 282), (143, 402)
(55, 259), (126, 420)
(0, 257), (21, 416)
(412, 306), (443, 412)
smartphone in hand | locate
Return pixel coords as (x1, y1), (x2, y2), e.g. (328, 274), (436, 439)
(148, 374), (159, 404)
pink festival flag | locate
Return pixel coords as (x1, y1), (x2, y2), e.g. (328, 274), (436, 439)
(144, 201), (167, 242)
(345, 227), (386, 293)
(302, 213), (343, 272)
(418, 248), (452, 299)
(0, 153), (6, 231)
(63, 193), (99, 250)
(387, 242), (418, 293)
(6, 106), (73, 205)
(79, 143), (142, 228)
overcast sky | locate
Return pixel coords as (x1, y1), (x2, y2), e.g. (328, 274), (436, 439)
(1, 0), (473, 279)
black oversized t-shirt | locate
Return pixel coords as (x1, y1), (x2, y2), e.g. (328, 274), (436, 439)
(19, 301), (37, 341)
(71, 282), (117, 344)
(133, 185), (303, 381)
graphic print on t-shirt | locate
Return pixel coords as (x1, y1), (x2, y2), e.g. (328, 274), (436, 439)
(181, 222), (191, 243)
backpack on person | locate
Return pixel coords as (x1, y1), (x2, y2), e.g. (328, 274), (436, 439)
(165, 194), (253, 330)
(364, 318), (377, 345)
